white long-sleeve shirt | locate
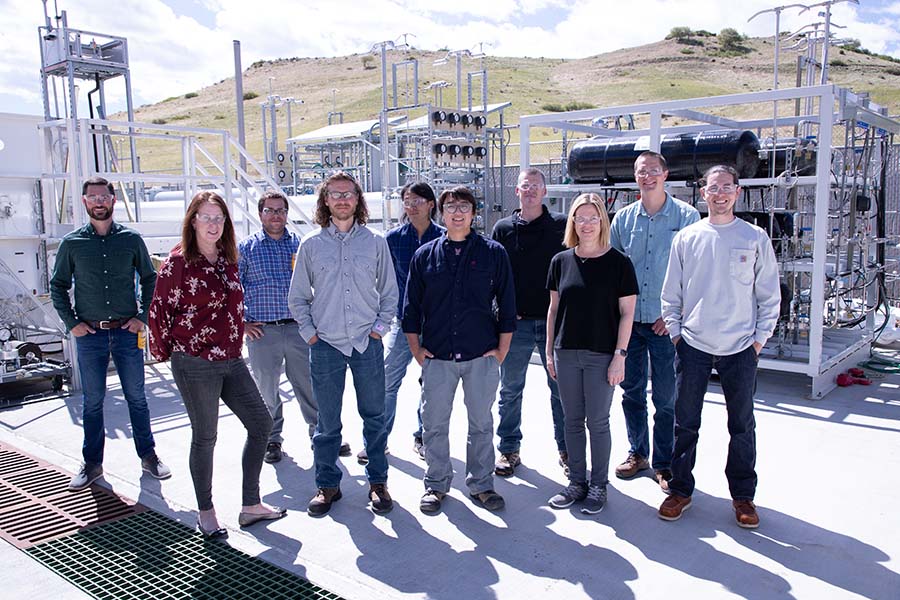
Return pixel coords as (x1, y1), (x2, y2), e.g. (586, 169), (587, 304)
(661, 217), (781, 356)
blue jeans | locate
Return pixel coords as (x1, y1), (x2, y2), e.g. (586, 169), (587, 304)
(310, 338), (388, 488)
(382, 320), (424, 439)
(669, 341), (759, 500)
(620, 322), (676, 469)
(497, 318), (566, 454)
(75, 328), (155, 465)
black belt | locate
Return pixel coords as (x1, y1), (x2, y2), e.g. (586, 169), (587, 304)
(262, 318), (295, 325)
(88, 317), (133, 330)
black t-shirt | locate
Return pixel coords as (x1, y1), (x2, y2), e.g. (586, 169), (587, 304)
(546, 248), (639, 353)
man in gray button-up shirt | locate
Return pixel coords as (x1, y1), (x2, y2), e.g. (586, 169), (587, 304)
(609, 151), (699, 491)
(288, 172), (398, 517)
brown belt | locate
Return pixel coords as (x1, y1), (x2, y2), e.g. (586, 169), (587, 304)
(87, 318), (133, 330)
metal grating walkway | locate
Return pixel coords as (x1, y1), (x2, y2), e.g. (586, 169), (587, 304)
(26, 511), (343, 600)
(0, 443), (143, 548)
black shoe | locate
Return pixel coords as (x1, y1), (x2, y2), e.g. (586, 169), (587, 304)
(420, 489), (445, 514)
(357, 448), (368, 465)
(369, 483), (393, 515)
(141, 453), (172, 480)
(308, 487), (342, 517)
(264, 442), (283, 464)
(339, 442), (352, 457)
(413, 436), (425, 460)
(197, 519), (228, 540)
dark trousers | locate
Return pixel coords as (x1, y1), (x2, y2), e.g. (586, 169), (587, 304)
(669, 341), (758, 501)
(171, 353), (273, 511)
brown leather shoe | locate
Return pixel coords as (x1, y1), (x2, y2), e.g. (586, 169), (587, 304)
(494, 452), (520, 477)
(733, 499), (760, 529)
(655, 469), (673, 494)
(658, 494), (692, 521)
(615, 453), (650, 479)
(369, 483), (394, 515)
(307, 487), (342, 517)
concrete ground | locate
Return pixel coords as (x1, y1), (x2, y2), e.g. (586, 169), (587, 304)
(0, 355), (898, 600)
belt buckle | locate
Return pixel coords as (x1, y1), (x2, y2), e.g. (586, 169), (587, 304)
(98, 320), (113, 330)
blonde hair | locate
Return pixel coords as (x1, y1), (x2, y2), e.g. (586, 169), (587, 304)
(563, 193), (610, 249)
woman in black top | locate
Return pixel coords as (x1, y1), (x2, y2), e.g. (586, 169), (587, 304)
(545, 193), (637, 514)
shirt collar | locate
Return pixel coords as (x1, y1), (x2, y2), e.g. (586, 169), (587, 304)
(87, 221), (122, 236)
(327, 219), (358, 237)
(639, 193), (674, 218)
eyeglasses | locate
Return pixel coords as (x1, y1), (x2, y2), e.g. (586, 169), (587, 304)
(403, 196), (428, 208)
(517, 183), (544, 192)
(634, 167), (665, 178)
(573, 216), (602, 225)
(443, 203), (472, 214)
(85, 194), (113, 204)
(195, 214), (226, 225)
(261, 207), (288, 216)
(326, 190), (358, 200)
(704, 184), (737, 195)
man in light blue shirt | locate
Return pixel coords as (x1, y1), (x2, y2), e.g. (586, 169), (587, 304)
(288, 172), (398, 517)
(609, 151), (699, 490)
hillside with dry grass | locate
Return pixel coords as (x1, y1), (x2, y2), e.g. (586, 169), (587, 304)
(125, 32), (900, 169)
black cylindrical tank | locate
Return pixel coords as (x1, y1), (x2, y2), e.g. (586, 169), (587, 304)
(754, 140), (817, 178)
(567, 129), (761, 184)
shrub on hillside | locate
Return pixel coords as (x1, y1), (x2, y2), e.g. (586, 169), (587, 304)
(243, 91), (259, 101)
(667, 27), (692, 41)
(184, 92), (198, 99)
(718, 28), (744, 51)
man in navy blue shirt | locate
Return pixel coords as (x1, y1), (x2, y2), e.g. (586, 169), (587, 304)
(403, 186), (516, 514)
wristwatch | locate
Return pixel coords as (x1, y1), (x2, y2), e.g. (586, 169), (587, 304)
(614, 348), (627, 357)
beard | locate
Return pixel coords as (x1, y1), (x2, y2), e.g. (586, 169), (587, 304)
(90, 206), (113, 221)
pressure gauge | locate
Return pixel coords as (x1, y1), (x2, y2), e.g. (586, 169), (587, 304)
(0, 327), (11, 343)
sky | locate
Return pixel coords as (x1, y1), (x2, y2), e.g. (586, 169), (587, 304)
(2, 0), (899, 116)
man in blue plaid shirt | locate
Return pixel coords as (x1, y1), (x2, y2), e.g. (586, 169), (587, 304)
(239, 190), (350, 464)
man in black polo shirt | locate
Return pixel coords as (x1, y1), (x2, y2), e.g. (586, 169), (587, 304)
(491, 167), (568, 477)
(403, 186), (516, 514)
(50, 176), (170, 491)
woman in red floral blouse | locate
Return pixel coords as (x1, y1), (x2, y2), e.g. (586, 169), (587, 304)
(149, 191), (285, 538)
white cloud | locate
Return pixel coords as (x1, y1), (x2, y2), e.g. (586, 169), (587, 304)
(2, 0), (898, 116)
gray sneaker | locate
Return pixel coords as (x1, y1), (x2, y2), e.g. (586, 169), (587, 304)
(141, 452), (172, 480)
(68, 463), (103, 491)
(548, 481), (588, 509)
(581, 484), (607, 514)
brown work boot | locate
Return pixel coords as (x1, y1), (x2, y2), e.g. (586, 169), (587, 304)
(307, 487), (342, 517)
(658, 494), (692, 521)
(655, 469), (673, 494)
(369, 483), (394, 515)
(733, 499), (760, 529)
(494, 451), (520, 477)
(615, 453), (650, 479)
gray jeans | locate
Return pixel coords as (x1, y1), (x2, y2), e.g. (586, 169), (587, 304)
(421, 356), (499, 495)
(554, 349), (615, 486)
(171, 352), (273, 510)
(247, 322), (317, 443)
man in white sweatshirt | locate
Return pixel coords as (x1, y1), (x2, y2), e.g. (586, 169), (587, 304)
(658, 165), (780, 529)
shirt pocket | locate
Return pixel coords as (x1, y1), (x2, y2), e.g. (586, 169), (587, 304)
(729, 248), (755, 286)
